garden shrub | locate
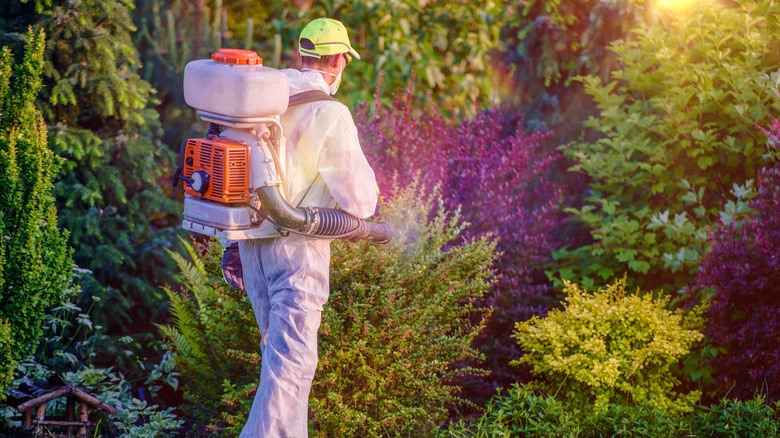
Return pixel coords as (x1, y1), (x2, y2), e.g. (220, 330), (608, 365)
(161, 183), (498, 436)
(608, 403), (687, 436)
(443, 389), (779, 437)
(355, 81), (568, 401)
(157, 237), (259, 434)
(584, 403), (689, 437)
(689, 395), (779, 438)
(310, 185), (496, 436)
(441, 385), (691, 437)
(558, 0), (780, 292)
(440, 383), (580, 437)
(0, 28), (72, 394)
(514, 277), (703, 415)
(696, 158), (780, 400)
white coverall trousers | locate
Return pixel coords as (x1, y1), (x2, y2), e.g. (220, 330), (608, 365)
(238, 234), (331, 438)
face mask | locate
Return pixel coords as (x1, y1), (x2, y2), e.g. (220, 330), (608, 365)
(329, 67), (343, 95)
(302, 57), (344, 95)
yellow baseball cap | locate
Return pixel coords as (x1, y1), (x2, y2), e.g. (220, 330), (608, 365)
(299, 18), (361, 60)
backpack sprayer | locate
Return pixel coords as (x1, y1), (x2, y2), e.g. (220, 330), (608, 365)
(172, 49), (393, 243)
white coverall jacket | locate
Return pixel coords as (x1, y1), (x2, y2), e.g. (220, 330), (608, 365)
(238, 69), (378, 438)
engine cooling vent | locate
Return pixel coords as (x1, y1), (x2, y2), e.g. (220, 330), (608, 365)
(183, 137), (250, 203)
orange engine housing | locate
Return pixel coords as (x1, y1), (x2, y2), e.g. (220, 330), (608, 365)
(182, 137), (251, 203)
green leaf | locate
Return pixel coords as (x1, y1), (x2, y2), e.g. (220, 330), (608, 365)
(696, 156), (714, 170)
(628, 260), (650, 273)
(597, 267), (615, 279)
(676, 179), (691, 190)
(681, 191), (698, 204)
(616, 249), (638, 263)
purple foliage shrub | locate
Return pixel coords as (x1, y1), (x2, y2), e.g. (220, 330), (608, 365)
(354, 81), (568, 401)
(696, 136), (780, 400)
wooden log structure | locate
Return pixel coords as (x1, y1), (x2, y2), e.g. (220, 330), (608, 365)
(15, 385), (117, 437)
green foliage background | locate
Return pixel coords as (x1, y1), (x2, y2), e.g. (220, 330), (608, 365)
(230, 0), (505, 114)
(132, 0), (507, 150)
(496, 0), (647, 140)
(0, 0), (181, 338)
(557, 0), (780, 292)
(0, 28), (71, 395)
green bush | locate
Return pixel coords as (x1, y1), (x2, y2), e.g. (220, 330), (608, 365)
(584, 403), (688, 437)
(157, 236), (259, 433)
(557, 0), (780, 291)
(441, 386), (693, 437)
(310, 185), (496, 436)
(161, 183), (497, 435)
(442, 387), (779, 437)
(440, 383), (580, 437)
(513, 277), (702, 415)
(690, 396), (779, 438)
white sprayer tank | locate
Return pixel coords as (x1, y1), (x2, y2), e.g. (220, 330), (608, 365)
(181, 49), (290, 240)
(183, 48), (289, 118)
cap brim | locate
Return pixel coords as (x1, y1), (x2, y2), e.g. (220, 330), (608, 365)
(348, 47), (361, 60)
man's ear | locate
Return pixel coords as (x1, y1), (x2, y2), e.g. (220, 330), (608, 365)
(328, 54), (342, 69)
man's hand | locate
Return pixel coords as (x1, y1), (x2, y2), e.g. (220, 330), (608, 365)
(222, 242), (245, 291)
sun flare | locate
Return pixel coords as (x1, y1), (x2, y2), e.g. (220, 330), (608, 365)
(655, 0), (698, 10)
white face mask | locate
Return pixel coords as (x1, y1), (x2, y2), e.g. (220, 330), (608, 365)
(302, 57), (344, 95)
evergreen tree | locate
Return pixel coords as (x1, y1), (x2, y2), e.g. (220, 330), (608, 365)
(0, 0), (181, 336)
(0, 28), (72, 394)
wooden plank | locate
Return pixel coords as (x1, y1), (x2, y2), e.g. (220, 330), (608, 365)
(33, 420), (94, 427)
(79, 402), (89, 437)
(16, 386), (71, 412)
(66, 397), (75, 436)
(35, 404), (45, 434)
(71, 387), (118, 414)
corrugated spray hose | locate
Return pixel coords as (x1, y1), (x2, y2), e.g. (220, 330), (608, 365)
(255, 186), (393, 244)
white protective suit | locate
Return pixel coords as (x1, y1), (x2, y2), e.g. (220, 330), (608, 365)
(238, 68), (378, 437)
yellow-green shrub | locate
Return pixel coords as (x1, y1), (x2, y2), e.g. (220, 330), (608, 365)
(513, 277), (703, 415)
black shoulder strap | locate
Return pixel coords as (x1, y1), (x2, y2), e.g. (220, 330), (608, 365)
(288, 89), (338, 107)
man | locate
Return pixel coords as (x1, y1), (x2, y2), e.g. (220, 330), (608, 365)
(237, 17), (378, 437)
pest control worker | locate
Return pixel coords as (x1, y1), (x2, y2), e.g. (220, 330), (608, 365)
(232, 17), (378, 437)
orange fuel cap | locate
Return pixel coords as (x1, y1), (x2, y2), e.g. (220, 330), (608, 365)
(211, 48), (263, 65)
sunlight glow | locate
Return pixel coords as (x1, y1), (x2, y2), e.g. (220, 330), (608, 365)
(655, 0), (698, 11)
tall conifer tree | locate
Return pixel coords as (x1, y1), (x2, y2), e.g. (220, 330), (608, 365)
(0, 28), (71, 394)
